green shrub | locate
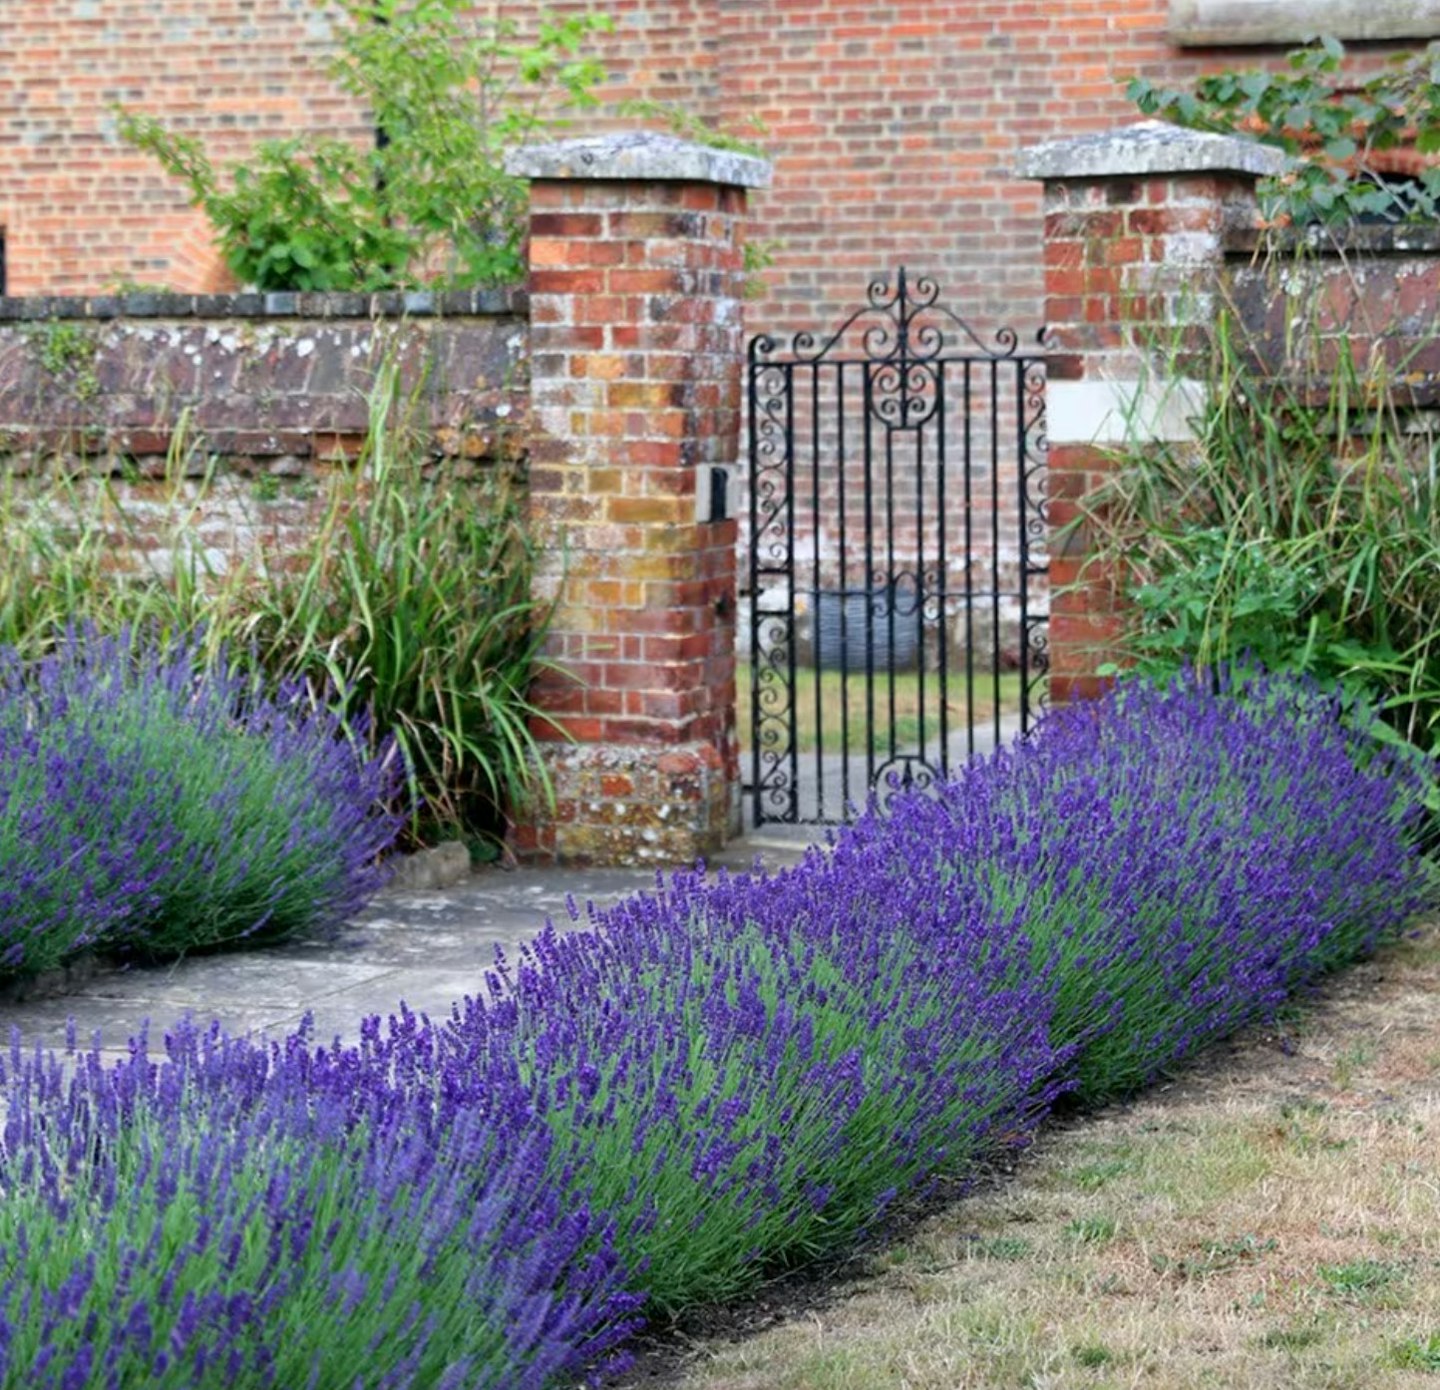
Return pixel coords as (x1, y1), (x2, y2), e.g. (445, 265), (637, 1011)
(1129, 36), (1440, 226)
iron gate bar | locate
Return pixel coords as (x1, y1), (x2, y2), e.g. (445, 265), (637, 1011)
(1020, 355), (1051, 722)
(837, 364), (851, 814)
(746, 267), (1049, 827)
(964, 361), (975, 762)
(784, 361), (797, 819)
(1016, 359), (1031, 730)
(991, 361), (1002, 751)
(811, 360), (823, 816)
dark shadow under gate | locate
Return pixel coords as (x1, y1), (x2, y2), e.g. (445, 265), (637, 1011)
(744, 269), (1049, 826)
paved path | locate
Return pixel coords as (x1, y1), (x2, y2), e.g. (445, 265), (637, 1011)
(2, 837), (817, 1065)
(6, 708), (1026, 1062)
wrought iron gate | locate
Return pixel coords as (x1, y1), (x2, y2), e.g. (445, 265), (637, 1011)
(745, 268), (1048, 825)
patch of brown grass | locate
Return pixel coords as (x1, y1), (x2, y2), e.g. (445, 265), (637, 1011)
(624, 922), (1440, 1390)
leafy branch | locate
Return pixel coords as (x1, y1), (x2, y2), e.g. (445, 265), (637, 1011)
(117, 4), (614, 291)
(1129, 37), (1440, 225)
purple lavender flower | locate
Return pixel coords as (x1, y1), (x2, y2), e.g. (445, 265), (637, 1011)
(0, 665), (1429, 1387)
(0, 627), (403, 975)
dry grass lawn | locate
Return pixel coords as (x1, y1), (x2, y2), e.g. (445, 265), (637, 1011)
(621, 920), (1440, 1390)
(736, 662), (1020, 757)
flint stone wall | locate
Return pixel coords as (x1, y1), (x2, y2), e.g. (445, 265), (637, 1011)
(0, 290), (529, 581)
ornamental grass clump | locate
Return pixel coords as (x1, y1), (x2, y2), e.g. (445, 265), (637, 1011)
(0, 628), (401, 975)
(831, 668), (1435, 1102)
(0, 360), (558, 849)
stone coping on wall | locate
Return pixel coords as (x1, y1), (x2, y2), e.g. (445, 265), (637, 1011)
(0, 287), (525, 323)
(0, 292), (531, 468)
(1015, 119), (1292, 181)
(506, 131), (772, 188)
(1224, 222), (1440, 257)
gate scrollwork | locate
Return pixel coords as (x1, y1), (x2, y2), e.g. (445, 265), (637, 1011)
(746, 268), (1049, 826)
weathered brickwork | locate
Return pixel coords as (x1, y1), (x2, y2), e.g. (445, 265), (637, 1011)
(0, 290), (527, 585)
(7, 0), (1438, 853)
(1024, 133), (1268, 701)
(4, 0), (1425, 335)
(0, 291), (528, 471)
(513, 141), (764, 864)
(9, 2), (1426, 685)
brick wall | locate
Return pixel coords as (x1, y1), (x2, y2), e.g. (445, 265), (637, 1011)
(546, 1), (1428, 340)
(4, 0), (1426, 335)
(1038, 171), (1256, 699)
(1226, 224), (1440, 403)
(0, 1), (368, 295)
(0, 131), (768, 867)
(10, 1), (1422, 681)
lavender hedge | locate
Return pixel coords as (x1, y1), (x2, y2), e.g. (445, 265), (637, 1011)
(821, 668), (1435, 1101)
(0, 1019), (638, 1389)
(0, 671), (1432, 1387)
(0, 630), (401, 975)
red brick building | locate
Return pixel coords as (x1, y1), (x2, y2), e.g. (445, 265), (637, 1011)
(5, 2), (1438, 335)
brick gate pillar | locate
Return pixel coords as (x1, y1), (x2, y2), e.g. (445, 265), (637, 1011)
(506, 133), (771, 865)
(1015, 123), (1287, 703)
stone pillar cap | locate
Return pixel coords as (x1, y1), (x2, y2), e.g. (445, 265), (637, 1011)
(1014, 120), (1293, 181)
(506, 131), (772, 188)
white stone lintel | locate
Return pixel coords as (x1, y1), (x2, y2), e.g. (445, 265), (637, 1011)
(1047, 377), (1206, 446)
(1171, 0), (1440, 47)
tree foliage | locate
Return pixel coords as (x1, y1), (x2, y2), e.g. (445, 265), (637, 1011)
(118, 3), (613, 291)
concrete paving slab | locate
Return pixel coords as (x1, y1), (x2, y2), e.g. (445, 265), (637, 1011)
(70, 956), (401, 1009)
(6, 996), (300, 1054)
(0, 834), (821, 1057)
